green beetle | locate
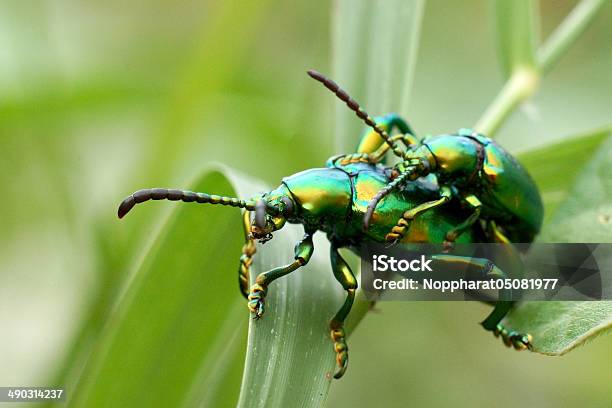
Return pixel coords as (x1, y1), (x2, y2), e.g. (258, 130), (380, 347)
(363, 130), (544, 244)
(306, 70), (543, 246)
(118, 70), (541, 379)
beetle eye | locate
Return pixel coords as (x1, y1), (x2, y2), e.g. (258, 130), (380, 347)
(281, 196), (294, 215)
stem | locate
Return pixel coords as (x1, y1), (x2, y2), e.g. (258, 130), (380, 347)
(475, 0), (605, 136)
(474, 67), (539, 136)
(537, 0), (606, 73)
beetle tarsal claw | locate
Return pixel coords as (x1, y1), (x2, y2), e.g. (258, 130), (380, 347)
(493, 324), (533, 351)
(248, 283), (267, 319)
(330, 326), (349, 379)
(384, 238), (399, 249)
(249, 232), (272, 243)
(258, 233), (273, 244)
(442, 240), (455, 253)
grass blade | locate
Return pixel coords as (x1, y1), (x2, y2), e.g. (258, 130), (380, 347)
(332, 0), (424, 151)
(237, 232), (344, 407)
(232, 167), (352, 406)
(494, 0), (539, 77)
(476, 0), (540, 136)
(70, 168), (255, 407)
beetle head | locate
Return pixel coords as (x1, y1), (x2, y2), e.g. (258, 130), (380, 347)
(249, 184), (296, 243)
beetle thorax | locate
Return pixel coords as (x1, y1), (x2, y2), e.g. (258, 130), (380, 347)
(424, 135), (482, 183)
(282, 168), (352, 225)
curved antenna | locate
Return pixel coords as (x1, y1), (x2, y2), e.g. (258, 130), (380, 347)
(254, 199), (267, 229)
(363, 167), (418, 230)
(118, 188), (256, 219)
(307, 69), (406, 159)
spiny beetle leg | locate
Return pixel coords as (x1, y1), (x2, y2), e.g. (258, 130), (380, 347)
(481, 301), (533, 351)
(327, 153), (374, 167)
(239, 210), (257, 299)
(247, 231), (314, 319)
(443, 194), (483, 250)
(329, 244), (357, 379)
(247, 283), (267, 319)
(330, 324), (349, 379)
(430, 255), (532, 350)
(356, 113), (415, 156)
(385, 186), (452, 243)
(369, 133), (420, 163)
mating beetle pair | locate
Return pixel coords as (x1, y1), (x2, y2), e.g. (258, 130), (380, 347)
(118, 70), (543, 379)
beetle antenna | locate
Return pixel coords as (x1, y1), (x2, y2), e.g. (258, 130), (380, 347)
(117, 188), (256, 219)
(363, 167), (419, 230)
(307, 69), (406, 158)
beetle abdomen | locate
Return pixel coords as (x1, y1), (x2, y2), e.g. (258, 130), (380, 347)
(481, 140), (544, 241)
(350, 166), (477, 244)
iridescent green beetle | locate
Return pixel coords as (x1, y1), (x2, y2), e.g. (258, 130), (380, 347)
(118, 70), (543, 379)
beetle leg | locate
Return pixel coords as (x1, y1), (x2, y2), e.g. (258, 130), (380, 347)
(329, 243), (358, 379)
(432, 253), (533, 351)
(356, 113), (416, 155)
(385, 186), (452, 243)
(327, 132), (420, 167)
(367, 134), (420, 163)
(488, 220), (510, 243)
(482, 302), (533, 351)
(482, 222), (534, 350)
(247, 231), (314, 319)
(494, 322), (533, 350)
(430, 253), (513, 299)
(238, 210), (257, 299)
(444, 194), (483, 250)
(326, 152), (376, 167)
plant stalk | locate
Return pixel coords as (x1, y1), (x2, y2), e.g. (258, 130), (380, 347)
(537, 0), (606, 73)
(475, 0), (605, 136)
(475, 67), (539, 136)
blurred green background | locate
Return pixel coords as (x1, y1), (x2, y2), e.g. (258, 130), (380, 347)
(0, 0), (610, 407)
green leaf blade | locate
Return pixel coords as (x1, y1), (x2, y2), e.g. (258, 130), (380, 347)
(517, 127), (611, 222)
(504, 302), (612, 355)
(228, 170), (347, 407)
(237, 234), (343, 408)
(507, 130), (612, 355)
(537, 133), (612, 243)
(235, 2), (426, 405)
(332, 0), (425, 152)
(71, 169), (251, 408)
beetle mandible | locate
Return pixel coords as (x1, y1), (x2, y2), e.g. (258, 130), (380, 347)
(118, 70), (542, 379)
